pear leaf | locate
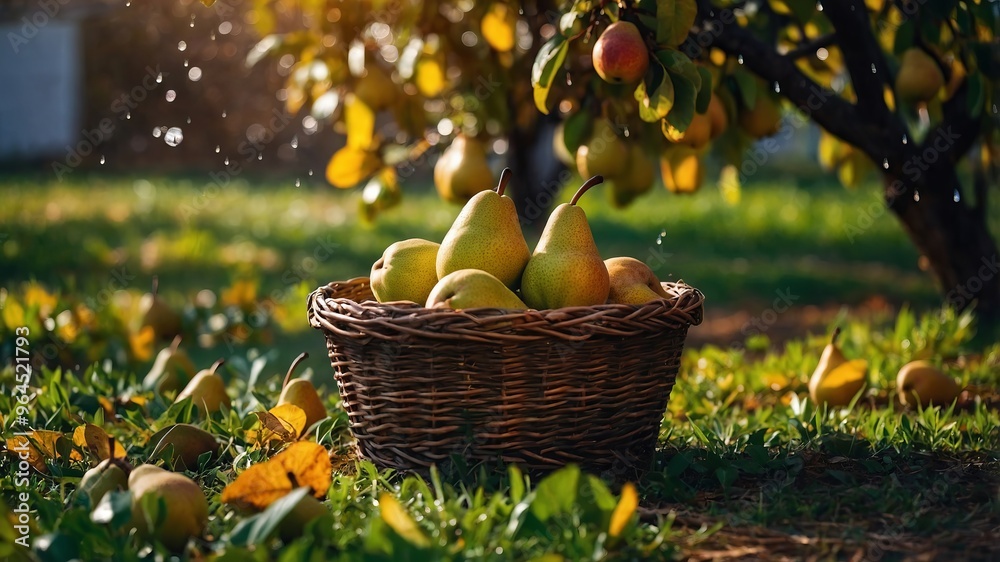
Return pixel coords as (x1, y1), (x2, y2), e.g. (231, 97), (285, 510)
(635, 69), (675, 123)
(345, 95), (376, 150)
(379, 493), (431, 548)
(732, 69), (758, 110)
(695, 66), (713, 113)
(609, 482), (638, 538)
(561, 111), (591, 155)
(532, 36), (569, 114)
(656, 49), (701, 91)
(663, 70), (697, 131)
(655, 0), (698, 47)
(326, 147), (381, 189)
(228, 487), (313, 546)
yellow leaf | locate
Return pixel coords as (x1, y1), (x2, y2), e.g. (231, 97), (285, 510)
(378, 493), (431, 547)
(326, 146), (382, 189)
(345, 95), (376, 150)
(24, 283), (58, 318)
(246, 405), (306, 446)
(221, 441), (332, 511)
(7, 430), (66, 473)
(270, 403), (308, 438)
(222, 279), (259, 309)
(481, 3), (516, 52)
(415, 57), (446, 98)
(2, 299), (25, 330)
(129, 325), (156, 363)
(72, 424), (126, 462)
(609, 482), (638, 537)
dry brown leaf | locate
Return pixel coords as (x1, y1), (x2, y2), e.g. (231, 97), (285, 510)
(221, 441), (332, 511)
(6, 430), (67, 473)
(245, 403), (307, 446)
(269, 404), (307, 438)
(72, 423), (126, 462)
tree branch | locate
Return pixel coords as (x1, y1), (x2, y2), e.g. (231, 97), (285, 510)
(784, 33), (836, 60)
(820, 0), (891, 123)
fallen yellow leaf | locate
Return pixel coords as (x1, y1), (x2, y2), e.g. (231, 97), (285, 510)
(72, 423), (126, 462)
(221, 441), (332, 511)
(129, 325), (156, 363)
(379, 493), (431, 547)
(6, 430), (66, 473)
(609, 482), (638, 537)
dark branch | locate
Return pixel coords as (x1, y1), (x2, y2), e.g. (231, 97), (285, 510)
(784, 33), (836, 60)
(821, 0), (891, 123)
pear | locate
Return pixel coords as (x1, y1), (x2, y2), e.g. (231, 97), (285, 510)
(142, 336), (196, 394)
(148, 424), (219, 471)
(895, 48), (944, 104)
(661, 146), (704, 193)
(354, 64), (396, 110)
(738, 93), (782, 138)
(436, 169), (531, 289)
(576, 119), (628, 179)
(128, 464), (208, 551)
(426, 269), (528, 311)
(78, 438), (131, 507)
(371, 239), (440, 304)
(277, 492), (329, 542)
(434, 134), (494, 204)
(707, 94), (728, 139)
(677, 112), (712, 149)
(592, 21), (649, 84)
(610, 145), (656, 208)
(896, 360), (961, 408)
(139, 277), (182, 341)
(174, 359), (229, 416)
(808, 328), (868, 407)
(520, 176), (610, 309)
(552, 121), (576, 166)
(277, 352), (328, 430)
(605, 257), (671, 305)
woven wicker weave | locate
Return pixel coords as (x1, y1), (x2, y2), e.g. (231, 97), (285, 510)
(307, 277), (704, 476)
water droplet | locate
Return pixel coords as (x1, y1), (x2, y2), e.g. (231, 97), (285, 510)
(902, 134), (908, 145)
(257, 153), (263, 161)
(295, 178), (301, 187)
(224, 157), (230, 165)
(155, 72), (163, 84)
(152, 127), (162, 138)
(882, 158), (888, 169)
(221, 110), (228, 118)
(290, 136), (299, 149)
(186, 116), (191, 124)
(737, 54), (744, 65)
(178, 40), (187, 52)
(188, 67), (202, 82)
(308, 169), (314, 176)
(993, 104), (997, 114)
(190, 14), (196, 28)
(125, 112), (131, 120)
(870, 63), (877, 74)
(215, 145), (221, 153)
(774, 82), (780, 93)
(125, 0), (130, 5)
(210, 31), (216, 41)
(566, 74), (572, 86)
(165, 90), (176, 102)
(183, 59), (189, 68)
(953, 189), (961, 202)
(816, 1), (823, 10)
(913, 190), (920, 202)
(99, 155), (106, 164)
(164, 127), (184, 147)
(656, 229), (666, 245)
(623, 126), (630, 138)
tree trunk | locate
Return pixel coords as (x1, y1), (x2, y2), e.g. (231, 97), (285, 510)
(884, 165), (1000, 325)
(507, 116), (568, 234)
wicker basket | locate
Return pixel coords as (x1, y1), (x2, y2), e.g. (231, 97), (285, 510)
(307, 277), (704, 476)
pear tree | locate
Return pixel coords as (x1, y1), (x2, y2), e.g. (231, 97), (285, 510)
(217, 0), (1000, 321)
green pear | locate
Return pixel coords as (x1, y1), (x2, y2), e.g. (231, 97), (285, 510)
(434, 134), (494, 204)
(895, 48), (944, 104)
(896, 360), (961, 407)
(128, 464), (208, 551)
(277, 352), (327, 430)
(609, 145), (655, 208)
(277, 492), (329, 542)
(174, 359), (229, 416)
(808, 328), (868, 407)
(520, 177), (610, 309)
(139, 277), (182, 341)
(426, 269), (528, 311)
(436, 168), (531, 289)
(605, 257), (670, 305)
(575, 120), (628, 179)
(78, 439), (131, 507)
(370, 239), (440, 304)
(148, 424), (219, 471)
(143, 336), (196, 394)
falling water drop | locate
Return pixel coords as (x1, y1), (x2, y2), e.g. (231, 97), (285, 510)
(215, 145), (221, 153)
(902, 134), (908, 145)
(125, 0), (130, 5)
(816, 1), (823, 11)
(882, 158), (889, 169)
(224, 157), (230, 165)
(774, 82), (780, 93)
(178, 41), (187, 52)
(913, 190), (920, 202)
(656, 229), (666, 245)
(290, 136), (299, 149)
(152, 127), (162, 138)
(308, 169), (314, 176)
(125, 112), (131, 120)
(100, 155), (106, 165)
(737, 54), (744, 65)
(186, 117), (192, 124)
(257, 153), (263, 161)
(156, 72), (163, 84)
(623, 126), (630, 138)
(566, 74), (572, 86)
(190, 14), (196, 28)
(210, 31), (216, 41)
(993, 104), (998, 114)
(953, 189), (961, 202)
(870, 63), (877, 74)
(221, 110), (228, 118)
(183, 59), (189, 68)
(164, 127), (184, 147)
(295, 178), (301, 187)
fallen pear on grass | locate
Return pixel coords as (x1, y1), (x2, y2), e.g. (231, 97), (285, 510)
(174, 359), (229, 416)
(277, 492), (330, 542)
(78, 437), (131, 507)
(139, 277), (182, 341)
(605, 257), (671, 305)
(277, 352), (328, 430)
(896, 360), (961, 408)
(128, 464), (208, 551)
(370, 239), (440, 304)
(808, 328), (868, 407)
(142, 336), (196, 393)
(148, 424), (219, 471)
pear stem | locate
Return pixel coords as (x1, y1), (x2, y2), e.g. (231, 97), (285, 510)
(108, 436), (116, 462)
(208, 359), (225, 375)
(830, 326), (841, 345)
(151, 276), (159, 298)
(169, 335), (182, 354)
(570, 175), (605, 205)
(496, 168), (512, 197)
(282, 352), (310, 389)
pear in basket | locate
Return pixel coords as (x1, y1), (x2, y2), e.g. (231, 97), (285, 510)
(520, 176), (610, 309)
(436, 168), (531, 290)
(605, 257), (671, 305)
(426, 269), (528, 311)
(370, 239), (440, 304)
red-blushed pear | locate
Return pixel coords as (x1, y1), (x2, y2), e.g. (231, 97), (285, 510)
(520, 176), (610, 309)
(592, 21), (649, 84)
(277, 352), (328, 430)
(605, 257), (671, 305)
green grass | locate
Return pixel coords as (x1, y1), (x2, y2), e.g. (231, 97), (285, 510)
(1, 173), (999, 560)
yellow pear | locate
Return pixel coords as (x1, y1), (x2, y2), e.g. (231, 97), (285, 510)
(738, 93), (782, 138)
(707, 94), (728, 139)
(174, 359), (229, 416)
(426, 269), (528, 310)
(78, 440), (131, 507)
(354, 64), (396, 111)
(520, 176), (610, 309)
(677, 112), (712, 148)
(552, 122), (576, 166)
(895, 48), (944, 104)
(147, 424), (219, 471)
(434, 134), (494, 204)
(370, 239), (440, 304)
(576, 119), (628, 179)
(128, 464), (208, 551)
(896, 361), (961, 408)
(436, 169), (531, 289)
(277, 352), (327, 430)
(660, 146), (704, 193)
(808, 328), (868, 407)
(142, 336), (196, 393)
(609, 144), (656, 208)
(139, 277), (182, 341)
(481, 2), (517, 52)
(944, 57), (965, 100)
(605, 257), (671, 305)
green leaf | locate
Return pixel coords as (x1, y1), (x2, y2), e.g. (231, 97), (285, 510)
(966, 72), (984, 117)
(532, 37), (569, 114)
(695, 66), (713, 113)
(228, 487), (313, 546)
(891, 18), (915, 55)
(636, 75), (675, 123)
(731, 69), (758, 110)
(508, 465), (526, 504)
(656, 0), (698, 47)
(530, 465), (580, 522)
(90, 490), (133, 529)
(664, 70), (697, 130)
(656, 48), (701, 90)
(561, 111), (592, 154)
(782, 0), (815, 22)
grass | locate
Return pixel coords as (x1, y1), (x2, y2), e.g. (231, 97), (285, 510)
(1, 172), (998, 560)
